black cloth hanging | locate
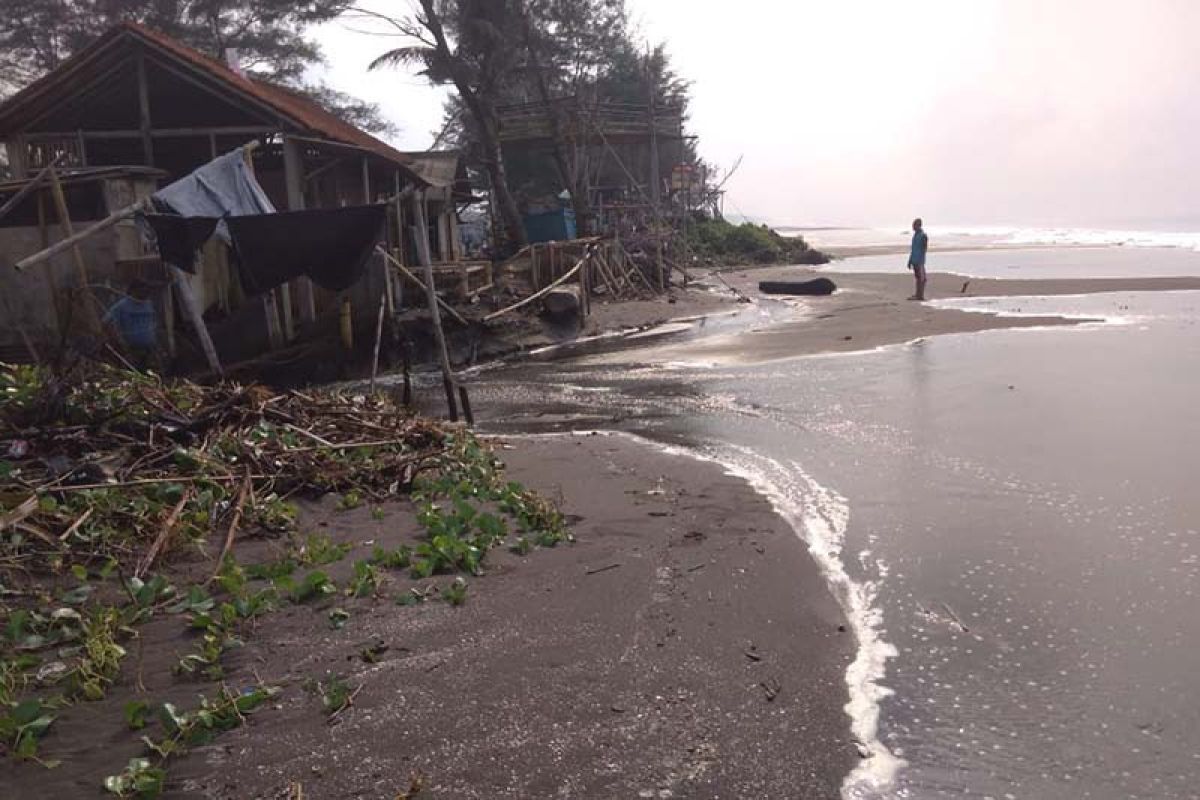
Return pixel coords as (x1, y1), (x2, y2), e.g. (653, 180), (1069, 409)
(145, 214), (221, 272)
(227, 205), (388, 295)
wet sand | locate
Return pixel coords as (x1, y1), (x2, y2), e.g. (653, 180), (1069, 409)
(603, 268), (1200, 365)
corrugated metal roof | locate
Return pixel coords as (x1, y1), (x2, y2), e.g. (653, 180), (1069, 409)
(0, 23), (422, 181)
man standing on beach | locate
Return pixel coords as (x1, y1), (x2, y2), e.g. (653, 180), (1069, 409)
(908, 218), (928, 301)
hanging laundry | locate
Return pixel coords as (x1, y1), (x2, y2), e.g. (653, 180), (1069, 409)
(227, 205), (387, 295)
(152, 148), (275, 241)
(144, 214), (221, 272)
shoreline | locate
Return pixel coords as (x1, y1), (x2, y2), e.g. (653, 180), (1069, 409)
(196, 431), (858, 798)
(556, 269), (1200, 368)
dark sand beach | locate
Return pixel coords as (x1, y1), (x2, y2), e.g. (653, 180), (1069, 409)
(3, 433), (854, 799)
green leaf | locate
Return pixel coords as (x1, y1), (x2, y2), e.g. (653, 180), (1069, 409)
(124, 700), (151, 730)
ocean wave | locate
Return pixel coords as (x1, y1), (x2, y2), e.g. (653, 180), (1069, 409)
(713, 443), (905, 800)
(935, 225), (1200, 251)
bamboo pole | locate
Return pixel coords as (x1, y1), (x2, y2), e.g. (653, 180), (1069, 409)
(0, 154), (63, 222)
(47, 165), (102, 332)
(412, 190), (458, 421)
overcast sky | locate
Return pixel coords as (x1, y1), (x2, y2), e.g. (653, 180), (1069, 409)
(316, 1), (1200, 229)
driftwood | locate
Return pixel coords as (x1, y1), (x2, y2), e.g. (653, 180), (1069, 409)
(135, 488), (193, 578)
(210, 471), (251, 579)
(758, 277), (837, 296)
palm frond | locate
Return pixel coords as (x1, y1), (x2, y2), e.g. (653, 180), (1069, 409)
(368, 46), (434, 72)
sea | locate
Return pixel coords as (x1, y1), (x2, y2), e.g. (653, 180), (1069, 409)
(457, 228), (1200, 799)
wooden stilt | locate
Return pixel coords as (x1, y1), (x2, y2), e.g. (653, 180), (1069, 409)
(412, 190), (458, 421)
(458, 384), (474, 427)
(339, 297), (353, 351)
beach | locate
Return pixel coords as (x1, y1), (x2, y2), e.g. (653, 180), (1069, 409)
(5, 244), (1199, 799)
(2, 432), (855, 799)
(455, 243), (1200, 799)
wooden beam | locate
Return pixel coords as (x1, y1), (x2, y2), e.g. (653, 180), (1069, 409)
(25, 126), (277, 141)
(362, 156), (371, 203)
(135, 47), (155, 166)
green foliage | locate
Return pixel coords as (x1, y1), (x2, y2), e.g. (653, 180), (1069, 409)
(686, 218), (830, 266)
(141, 684), (279, 759)
(338, 491), (363, 511)
(312, 674), (353, 716)
(0, 697), (56, 763)
(295, 533), (351, 567)
(275, 570), (336, 604)
(69, 607), (128, 700)
(441, 577), (469, 606)
(103, 757), (165, 798)
(250, 495), (299, 533)
(370, 544), (412, 570)
(124, 700), (151, 731)
(346, 561), (380, 599)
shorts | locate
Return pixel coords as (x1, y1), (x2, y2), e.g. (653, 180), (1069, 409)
(911, 262), (927, 280)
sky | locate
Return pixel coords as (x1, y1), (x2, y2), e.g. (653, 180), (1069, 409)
(315, 1), (1200, 229)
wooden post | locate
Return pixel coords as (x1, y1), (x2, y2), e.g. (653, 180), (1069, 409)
(276, 284), (294, 341)
(7, 135), (28, 179)
(369, 289), (387, 392)
(361, 157), (371, 204)
(412, 190), (458, 421)
(47, 166), (101, 333)
(339, 297), (353, 350)
(169, 266), (222, 374)
(656, 242), (665, 292)
(282, 135), (316, 324)
(162, 280), (177, 358)
(263, 293), (284, 350)
(135, 48), (155, 167)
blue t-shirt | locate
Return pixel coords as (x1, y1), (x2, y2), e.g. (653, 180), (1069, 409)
(910, 229), (928, 267)
(104, 296), (157, 350)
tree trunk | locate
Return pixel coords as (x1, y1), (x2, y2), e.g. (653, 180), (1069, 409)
(419, 0), (527, 252)
(519, 13), (594, 236)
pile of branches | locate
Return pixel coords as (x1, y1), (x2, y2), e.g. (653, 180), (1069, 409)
(0, 362), (457, 577)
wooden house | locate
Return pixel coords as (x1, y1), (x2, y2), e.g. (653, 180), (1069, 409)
(0, 22), (475, 368)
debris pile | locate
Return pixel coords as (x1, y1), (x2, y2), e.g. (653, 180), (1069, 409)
(0, 362), (453, 575)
